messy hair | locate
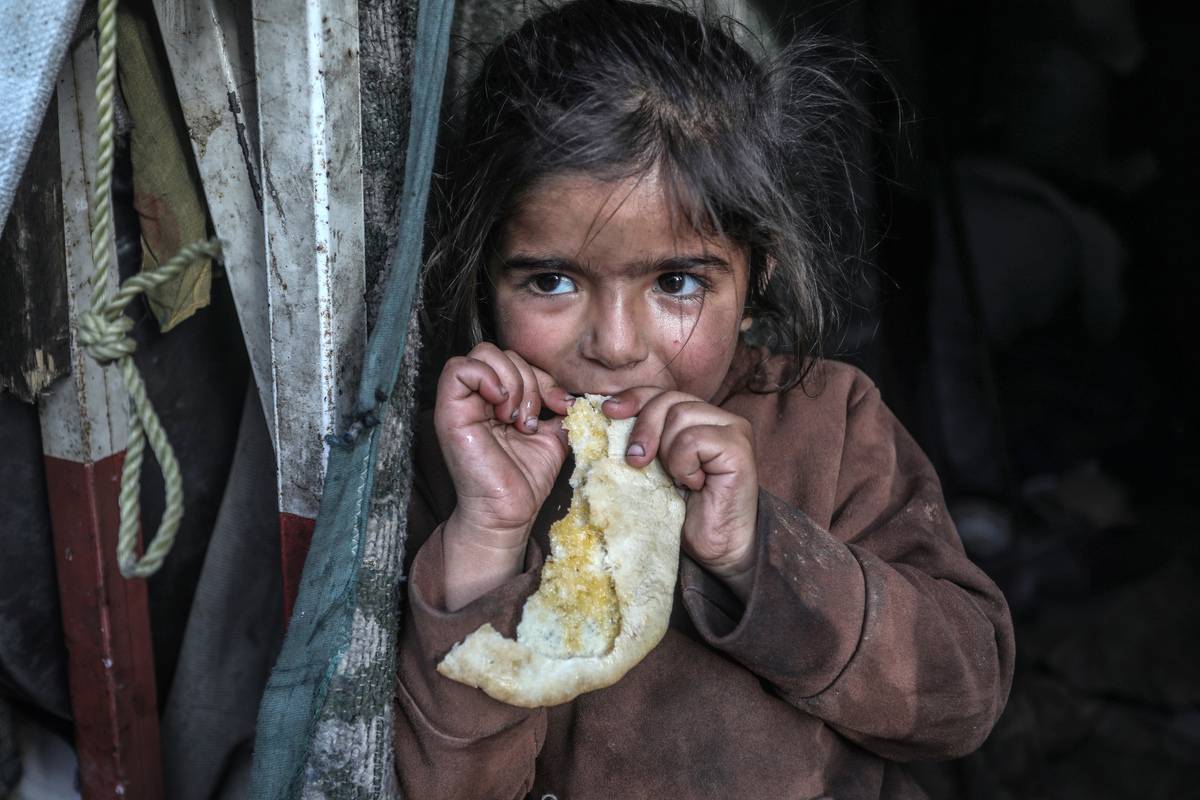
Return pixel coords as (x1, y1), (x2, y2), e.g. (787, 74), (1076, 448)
(424, 0), (872, 391)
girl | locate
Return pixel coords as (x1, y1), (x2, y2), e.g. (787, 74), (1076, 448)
(396, 1), (1014, 798)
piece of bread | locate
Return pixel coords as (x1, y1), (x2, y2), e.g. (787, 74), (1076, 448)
(436, 395), (685, 707)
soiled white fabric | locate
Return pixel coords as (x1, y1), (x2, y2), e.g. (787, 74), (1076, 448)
(0, 0), (86, 233)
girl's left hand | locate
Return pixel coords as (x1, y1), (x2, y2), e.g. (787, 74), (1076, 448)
(603, 389), (758, 599)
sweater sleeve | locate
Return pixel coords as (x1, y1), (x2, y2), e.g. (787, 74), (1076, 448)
(393, 461), (548, 799)
(680, 379), (1015, 761)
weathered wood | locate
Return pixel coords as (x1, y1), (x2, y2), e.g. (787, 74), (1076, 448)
(252, 0), (368, 613)
(43, 42), (129, 466)
(359, 0), (417, 326)
(45, 453), (161, 800)
(39, 37), (163, 800)
(293, 5), (422, 793)
(151, 0), (276, 443)
(0, 99), (70, 403)
(279, 513), (316, 622)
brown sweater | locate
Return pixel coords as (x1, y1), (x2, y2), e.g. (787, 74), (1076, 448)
(394, 352), (1015, 800)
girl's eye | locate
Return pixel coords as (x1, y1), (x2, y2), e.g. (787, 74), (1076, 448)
(655, 272), (707, 297)
(528, 273), (576, 295)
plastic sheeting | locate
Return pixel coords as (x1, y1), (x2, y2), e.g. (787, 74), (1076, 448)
(0, 0), (86, 234)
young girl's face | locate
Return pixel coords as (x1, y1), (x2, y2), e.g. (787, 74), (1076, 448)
(490, 171), (749, 400)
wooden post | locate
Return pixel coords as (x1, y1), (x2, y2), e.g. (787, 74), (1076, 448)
(37, 38), (163, 800)
(149, 0), (276, 446)
(0, 97), (70, 402)
(251, 0), (368, 619)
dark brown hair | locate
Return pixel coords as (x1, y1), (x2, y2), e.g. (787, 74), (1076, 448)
(424, 0), (872, 390)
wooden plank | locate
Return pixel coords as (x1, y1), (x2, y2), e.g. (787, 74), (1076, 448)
(39, 37), (163, 800)
(150, 0), (276, 445)
(0, 97), (70, 403)
(252, 0), (368, 615)
(358, 0), (416, 312)
(279, 513), (317, 622)
(43, 37), (129, 466)
(45, 454), (160, 800)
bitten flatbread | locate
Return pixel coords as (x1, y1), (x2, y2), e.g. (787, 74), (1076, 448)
(436, 395), (685, 707)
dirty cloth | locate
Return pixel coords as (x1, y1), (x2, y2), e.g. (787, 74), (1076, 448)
(0, 394), (71, 725)
(395, 349), (1016, 799)
(116, 7), (212, 332)
(160, 386), (282, 800)
(0, 0), (86, 233)
(0, 699), (18, 794)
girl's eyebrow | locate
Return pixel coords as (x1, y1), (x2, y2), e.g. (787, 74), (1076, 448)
(499, 255), (578, 274)
(499, 253), (732, 277)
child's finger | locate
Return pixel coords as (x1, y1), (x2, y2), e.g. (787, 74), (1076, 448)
(610, 389), (696, 465)
(437, 356), (508, 426)
(660, 423), (744, 492)
(503, 350), (543, 434)
(529, 364), (574, 417)
(466, 342), (526, 423)
(599, 386), (663, 419)
(657, 400), (741, 461)
(535, 415), (571, 453)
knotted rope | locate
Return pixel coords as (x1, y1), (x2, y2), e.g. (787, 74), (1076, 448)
(83, 0), (222, 578)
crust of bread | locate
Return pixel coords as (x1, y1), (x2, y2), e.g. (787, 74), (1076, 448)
(436, 395), (685, 707)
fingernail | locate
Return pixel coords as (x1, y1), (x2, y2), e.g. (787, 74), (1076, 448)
(564, 393), (576, 405)
(603, 397), (618, 406)
(500, 387), (509, 398)
(626, 442), (645, 458)
(510, 409), (519, 421)
(525, 417), (539, 431)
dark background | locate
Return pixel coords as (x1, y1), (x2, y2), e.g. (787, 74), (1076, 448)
(798, 0), (1200, 795)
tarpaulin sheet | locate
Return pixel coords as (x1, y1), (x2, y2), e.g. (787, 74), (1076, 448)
(0, 0), (86, 234)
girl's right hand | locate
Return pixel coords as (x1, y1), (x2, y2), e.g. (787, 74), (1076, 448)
(434, 344), (572, 609)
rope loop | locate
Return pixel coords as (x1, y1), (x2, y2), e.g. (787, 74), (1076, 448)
(85, 0), (221, 584)
(85, 235), (221, 579)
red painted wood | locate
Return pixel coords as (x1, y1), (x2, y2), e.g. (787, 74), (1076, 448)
(279, 512), (317, 623)
(44, 452), (163, 800)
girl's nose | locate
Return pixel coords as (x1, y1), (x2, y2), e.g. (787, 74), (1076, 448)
(581, 293), (648, 371)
